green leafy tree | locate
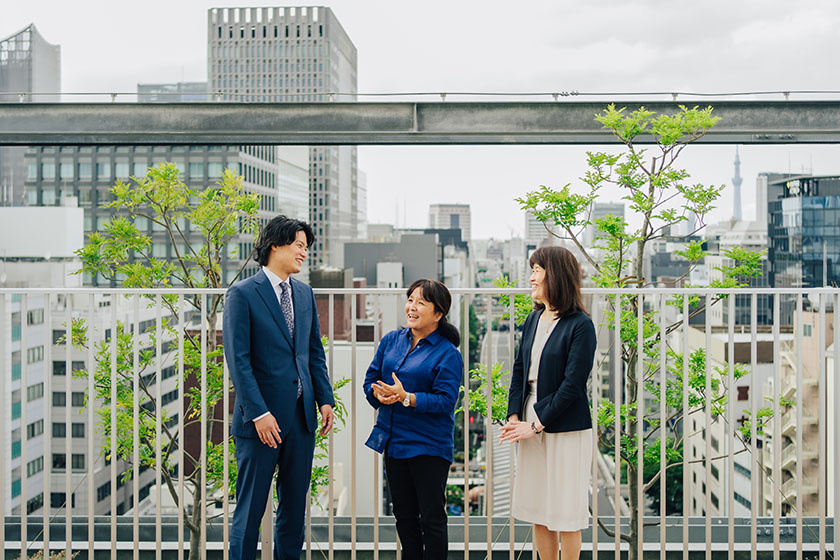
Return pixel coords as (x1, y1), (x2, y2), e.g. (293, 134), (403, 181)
(464, 106), (781, 560)
(67, 163), (343, 560)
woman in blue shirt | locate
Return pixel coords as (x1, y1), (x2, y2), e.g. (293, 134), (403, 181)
(363, 278), (463, 560)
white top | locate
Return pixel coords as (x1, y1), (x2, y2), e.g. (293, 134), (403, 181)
(528, 310), (560, 382)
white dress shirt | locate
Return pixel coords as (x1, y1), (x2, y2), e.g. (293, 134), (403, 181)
(253, 266), (295, 422)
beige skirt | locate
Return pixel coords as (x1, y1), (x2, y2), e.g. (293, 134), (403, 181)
(512, 391), (592, 532)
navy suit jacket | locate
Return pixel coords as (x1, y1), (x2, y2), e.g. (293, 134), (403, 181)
(506, 309), (596, 433)
(223, 271), (334, 437)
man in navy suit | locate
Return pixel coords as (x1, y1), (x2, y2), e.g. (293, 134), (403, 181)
(224, 215), (335, 560)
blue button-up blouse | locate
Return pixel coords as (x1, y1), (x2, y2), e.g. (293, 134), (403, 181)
(363, 328), (464, 462)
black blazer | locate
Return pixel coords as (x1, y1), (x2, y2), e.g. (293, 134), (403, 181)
(506, 309), (596, 433)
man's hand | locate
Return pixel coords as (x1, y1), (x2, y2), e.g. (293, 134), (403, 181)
(254, 413), (283, 448)
(319, 404), (335, 437)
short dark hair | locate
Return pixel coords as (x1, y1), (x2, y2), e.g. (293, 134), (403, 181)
(529, 246), (588, 318)
(406, 278), (461, 347)
(253, 215), (315, 266)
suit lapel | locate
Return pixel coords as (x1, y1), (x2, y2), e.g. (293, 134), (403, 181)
(254, 271), (294, 347)
(290, 278), (308, 351)
(522, 312), (538, 391)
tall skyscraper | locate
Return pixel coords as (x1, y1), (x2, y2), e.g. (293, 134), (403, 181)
(0, 24), (60, 206)
(732, 146), (743, 221)
(428, 203), (471, 241)
(207, 6), (360, 268)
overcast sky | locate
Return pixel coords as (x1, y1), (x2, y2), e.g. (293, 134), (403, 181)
(4, 1), (839, 238)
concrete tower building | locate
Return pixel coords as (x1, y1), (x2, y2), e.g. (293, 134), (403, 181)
(732, 146), (743, 221)
(428, 203), (471, 241)
(0, 24), (60, 207)
(207, 6), (361, 268)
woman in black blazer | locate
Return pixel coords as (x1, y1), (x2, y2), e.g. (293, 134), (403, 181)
(500, 246), (596, 560)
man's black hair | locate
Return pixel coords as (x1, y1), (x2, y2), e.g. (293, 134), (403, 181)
(253, 215), (315, 266)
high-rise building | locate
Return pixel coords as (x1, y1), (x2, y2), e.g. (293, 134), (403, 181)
(137, 81), (209, 102)
(0, 24), (60, 207)
(766, 174), (840, 289)
(207, 6), (360, 268)
(429, 203), (471, 241)
(583, 202), (625, 246)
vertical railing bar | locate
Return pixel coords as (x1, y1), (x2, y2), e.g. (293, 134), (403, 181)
(773, 293), (781, 560)
(200, 294), (208, 557)
(155, 294), (163, 560)
(614, 293), (622, 558)
(682, 296), (689, 560)
(462, 293), (471, 560)
(351, 291), (358, 560)
(591, 295), (600, 560)
(328, 292), (335, 560)
(704, 293), (712, 560)
(87, 293), (95, 557)
(659, 294), (667, 560)
(817, 293), (825, 560)
(43, 294), (52, 555)
(636, 293), (643, 560)
(223, 343), (231, 560)
(20, 294), (28, 557)
(727, 295), (735, 560)
(132, 295), (140, 560)
(373, 293), (381, 560)
(64, 294), (72, 560)
(833, 292), (840, 559)
(750, 293), (757, 560)
(177, 295), (185, 560)
(110, 296), (117, 560)
(485, 299), (493, 558)
(795, 293), (803, 560)
(508, 293), (515, 560)
(0, 295), (6, 560)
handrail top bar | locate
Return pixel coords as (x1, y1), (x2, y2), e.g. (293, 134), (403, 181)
(1, 287), (839, 295)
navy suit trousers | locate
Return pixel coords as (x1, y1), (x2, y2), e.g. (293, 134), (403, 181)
(230, 399), (315, 560)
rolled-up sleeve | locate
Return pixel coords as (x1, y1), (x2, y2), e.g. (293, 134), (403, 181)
(413, 347), (463, 414)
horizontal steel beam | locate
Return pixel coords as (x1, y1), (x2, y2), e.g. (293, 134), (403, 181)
(1, 101), (840, 145)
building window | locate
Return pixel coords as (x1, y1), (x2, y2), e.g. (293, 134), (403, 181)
(803, 323), (812, 337)
(26, 419), (44, 439)
(134, 161), (148, 177)
(97, 481), (111, 502)
(53, 360), (66, 376)
(734, 491), (751, 509)
(27, 308), (44, 325)
(115, 162), (130, 178)
(27, 346), (44, 363)
(737, 386), (749, 401)
(53, 392), (66, 406)
(27, 162), (37, 179)
(52, 423), (66, 438)
(734, 462), (751, 479)
(53, 453), (66, 470)
(27, 382), (44, 401)
(96, 162), (111, 179)
(711, 464), (720, 480)
(59, 162), (74, 180)
(72, 392), (85, 407)
(78, 161), (92, 179)
(12, 390), (21, 419)
(41, 162), (55, 179)
(27, 492), (44, 514)
(71, 454), (85, 470)
(72, 423), (85, 438)
(43, 189), (57, 205)
(27, 456), (44, 477)
(189, 162), (204, 179)
(51, 492), (76, 509)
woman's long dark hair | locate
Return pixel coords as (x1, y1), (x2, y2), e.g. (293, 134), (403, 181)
(406, 278), (461, 347)
(529, 246), (588, 318)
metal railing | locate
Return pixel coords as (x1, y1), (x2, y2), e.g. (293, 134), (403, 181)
(1, 287), (839, 560)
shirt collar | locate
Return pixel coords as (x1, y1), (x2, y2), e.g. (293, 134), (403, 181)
(262, 266), (291, 290)
(402, 327), (443, 346)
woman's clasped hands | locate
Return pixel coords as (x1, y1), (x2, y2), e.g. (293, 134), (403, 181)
(372, 372), (406, 405)
(499, 414), (543, 443)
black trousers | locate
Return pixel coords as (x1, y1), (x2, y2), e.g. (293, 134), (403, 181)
(384, 454), (451, 560)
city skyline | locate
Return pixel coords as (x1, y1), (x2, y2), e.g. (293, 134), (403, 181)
(2, 1), (839, 239)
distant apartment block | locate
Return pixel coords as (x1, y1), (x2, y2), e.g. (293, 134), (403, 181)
(0, 24), (60, 207)
(429, 203), (471, 242)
